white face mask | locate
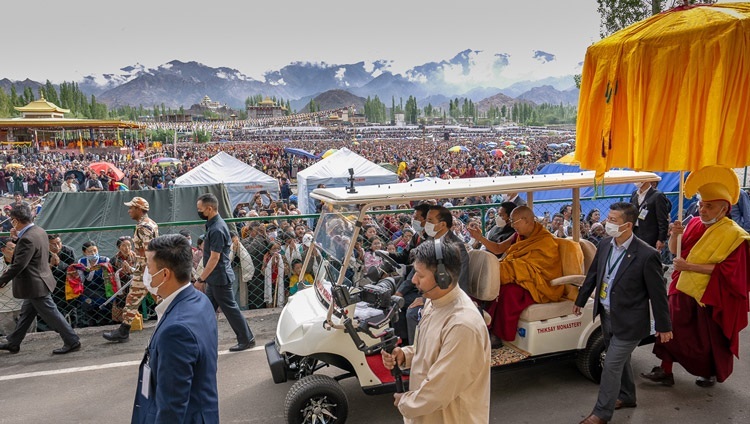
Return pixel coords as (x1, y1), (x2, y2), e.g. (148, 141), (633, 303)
(700, 207), (726, 226)
(633, 182), (643, 190)
(495, 216), (507, 229)
(411, 218), (423, 233)
(604, 222), (626, 238)
(424, 222), (438, 237)
(143, 268), (166, 296)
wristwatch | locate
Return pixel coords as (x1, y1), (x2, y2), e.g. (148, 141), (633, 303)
(196, 277), (205, 284)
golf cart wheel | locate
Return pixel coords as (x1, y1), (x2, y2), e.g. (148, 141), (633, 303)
(577, 328), (605, 383)
(285, 375), (348, 424)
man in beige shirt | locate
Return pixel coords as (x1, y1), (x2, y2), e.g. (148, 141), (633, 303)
(382, 239), (491, 423)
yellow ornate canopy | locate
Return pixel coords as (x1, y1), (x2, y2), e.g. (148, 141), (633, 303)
(575, 3), (750, 179)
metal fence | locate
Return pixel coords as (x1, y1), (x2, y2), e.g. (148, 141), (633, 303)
(0, 190), (697, 335)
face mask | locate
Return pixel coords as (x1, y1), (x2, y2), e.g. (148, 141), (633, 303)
(411, 218), (423, 233)
(143, 268), (166, 296)
(87, 254), (99, 264)
(605, 222), (626, 238)
(197, 210), (208, 220)
(633, 182), (643, 190)
(700, 207), (726, 226)
(495, 216), (506, 229)
(268, 231), (278, 240)
(424, 222), (438, 237)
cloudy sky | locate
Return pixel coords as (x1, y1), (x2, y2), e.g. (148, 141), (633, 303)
(0, 0), (734, 84)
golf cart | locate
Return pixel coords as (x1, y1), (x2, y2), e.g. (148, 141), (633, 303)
(266, 170), (661, 424)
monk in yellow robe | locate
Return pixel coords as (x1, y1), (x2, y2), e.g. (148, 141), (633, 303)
(479, 206), (563, 341)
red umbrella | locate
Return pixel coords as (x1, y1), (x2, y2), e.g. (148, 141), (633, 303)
(489, 149), (506, 157)
(89, 162), (124, 181)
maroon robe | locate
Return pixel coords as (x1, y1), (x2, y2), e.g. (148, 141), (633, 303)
(653, 217), (750, 382)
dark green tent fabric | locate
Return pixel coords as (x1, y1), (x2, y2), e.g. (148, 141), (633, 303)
(36, 184), (234, 259)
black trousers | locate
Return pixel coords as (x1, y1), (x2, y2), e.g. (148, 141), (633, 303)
(7, 294), (79, 347)
(206, 282), (254, 345)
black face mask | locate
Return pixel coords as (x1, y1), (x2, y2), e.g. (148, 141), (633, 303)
(197, 210), (208, 220)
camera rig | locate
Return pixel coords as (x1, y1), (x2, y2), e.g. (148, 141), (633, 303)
(329, 283), (406, 392)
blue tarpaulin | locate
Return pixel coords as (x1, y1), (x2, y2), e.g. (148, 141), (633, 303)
(284, 147), (318, 160)
(526, 163), (689, 220)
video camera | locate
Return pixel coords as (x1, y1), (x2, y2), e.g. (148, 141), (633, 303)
(332, 282), (400, 310)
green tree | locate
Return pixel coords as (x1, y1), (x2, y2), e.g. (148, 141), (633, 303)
(597, 0), (716, 38)
(44, 80), (60, 105)
(0, 87), (11, 117)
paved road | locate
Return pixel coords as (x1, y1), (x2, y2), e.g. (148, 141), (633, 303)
(0, 308), (748, 423)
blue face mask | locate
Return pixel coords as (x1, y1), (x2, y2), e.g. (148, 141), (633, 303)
(87, 254), (99, 264)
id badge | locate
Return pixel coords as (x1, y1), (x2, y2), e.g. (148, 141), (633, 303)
(141, 363), (152, 399)
(599, 282), (609, 300)
(638, 209), (649, 220)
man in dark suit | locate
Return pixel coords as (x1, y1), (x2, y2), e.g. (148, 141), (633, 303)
(0, 205), (80, 354)
(132, 234), (218, 424)
(574, 202), (672, 424)
(630, 181), (671, 249)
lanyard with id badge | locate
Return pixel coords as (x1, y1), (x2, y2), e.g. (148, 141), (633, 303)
(140, 322), (163, 400)
(599, 247), (627, 302)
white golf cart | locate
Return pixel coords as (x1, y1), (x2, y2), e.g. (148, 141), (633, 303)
(266, 170), (661, 424)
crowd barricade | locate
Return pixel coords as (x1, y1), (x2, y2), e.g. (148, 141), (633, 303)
(0, 192), (678, 334)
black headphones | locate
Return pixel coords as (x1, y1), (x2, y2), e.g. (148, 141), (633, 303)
(433, 238), (452, 289)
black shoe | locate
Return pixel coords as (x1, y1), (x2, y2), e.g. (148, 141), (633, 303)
(53, 341), (81, 355)
(102, 323), (131, 342)
(640, 366), (675, 386)
(490, 334), (503, 349)
(0, 342), (20, 354)
(229, 340), (256, 352)
(695, 376), (716, 387)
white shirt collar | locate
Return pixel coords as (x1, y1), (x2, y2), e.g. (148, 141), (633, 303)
(155, 283), (192, 322)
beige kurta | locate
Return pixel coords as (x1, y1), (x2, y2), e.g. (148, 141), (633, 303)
(399, 286), (491, 423)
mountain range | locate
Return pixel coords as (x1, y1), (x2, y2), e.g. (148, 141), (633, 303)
(2, 49), (580, 112)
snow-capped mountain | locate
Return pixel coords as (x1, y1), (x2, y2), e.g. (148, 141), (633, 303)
(2, 50), (581, 110)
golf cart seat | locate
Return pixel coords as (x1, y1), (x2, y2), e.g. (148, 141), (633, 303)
(519, 238), (596, 322)
(466, 250), (502, 301)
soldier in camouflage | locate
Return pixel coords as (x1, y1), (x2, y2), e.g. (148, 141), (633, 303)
(102, 197), (158, 342)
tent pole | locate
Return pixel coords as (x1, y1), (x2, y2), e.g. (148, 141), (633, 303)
(676, 171), (684, 258)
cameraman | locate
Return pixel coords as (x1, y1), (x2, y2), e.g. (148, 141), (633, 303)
(381, 240), (490, 423)
(388, 203), (430, 344)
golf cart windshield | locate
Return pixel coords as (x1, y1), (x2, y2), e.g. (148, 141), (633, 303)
(305, 212), (359, 306)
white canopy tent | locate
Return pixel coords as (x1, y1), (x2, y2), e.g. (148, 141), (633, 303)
(296, 148), (399, 215)
(174, 152), (280, 206)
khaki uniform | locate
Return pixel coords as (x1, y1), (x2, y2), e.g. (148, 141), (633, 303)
(121, 215), (158, 325)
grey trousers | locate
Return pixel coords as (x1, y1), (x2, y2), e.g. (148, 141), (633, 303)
(6, 294), (79, 347)
(593, 309), (640, 421)
(206, 282), (254, 345)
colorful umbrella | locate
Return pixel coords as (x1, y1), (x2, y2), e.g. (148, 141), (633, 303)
(151, 157), (180, 165)
(115, 182), (129, 191)
(352, 141), (360, 146)
(517, 151), (532, 156)
(448, 146), (469, 153)
(575, 3), (750, 180)
(89, 162), (125, 181)
(485, 142), (498, 148)
(556, 152), (580, 165)
(502, 140), (516, 147)
(489, 149), (506, 157)
(559, 142), (572, 148)
(5, 163), (24, 169)
(321, 149), (338, 159)
(547, 143), (560, 149)
(517, 145), (530, 151)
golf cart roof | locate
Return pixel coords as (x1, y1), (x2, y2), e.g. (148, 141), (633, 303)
(311, 170), (660, 207)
